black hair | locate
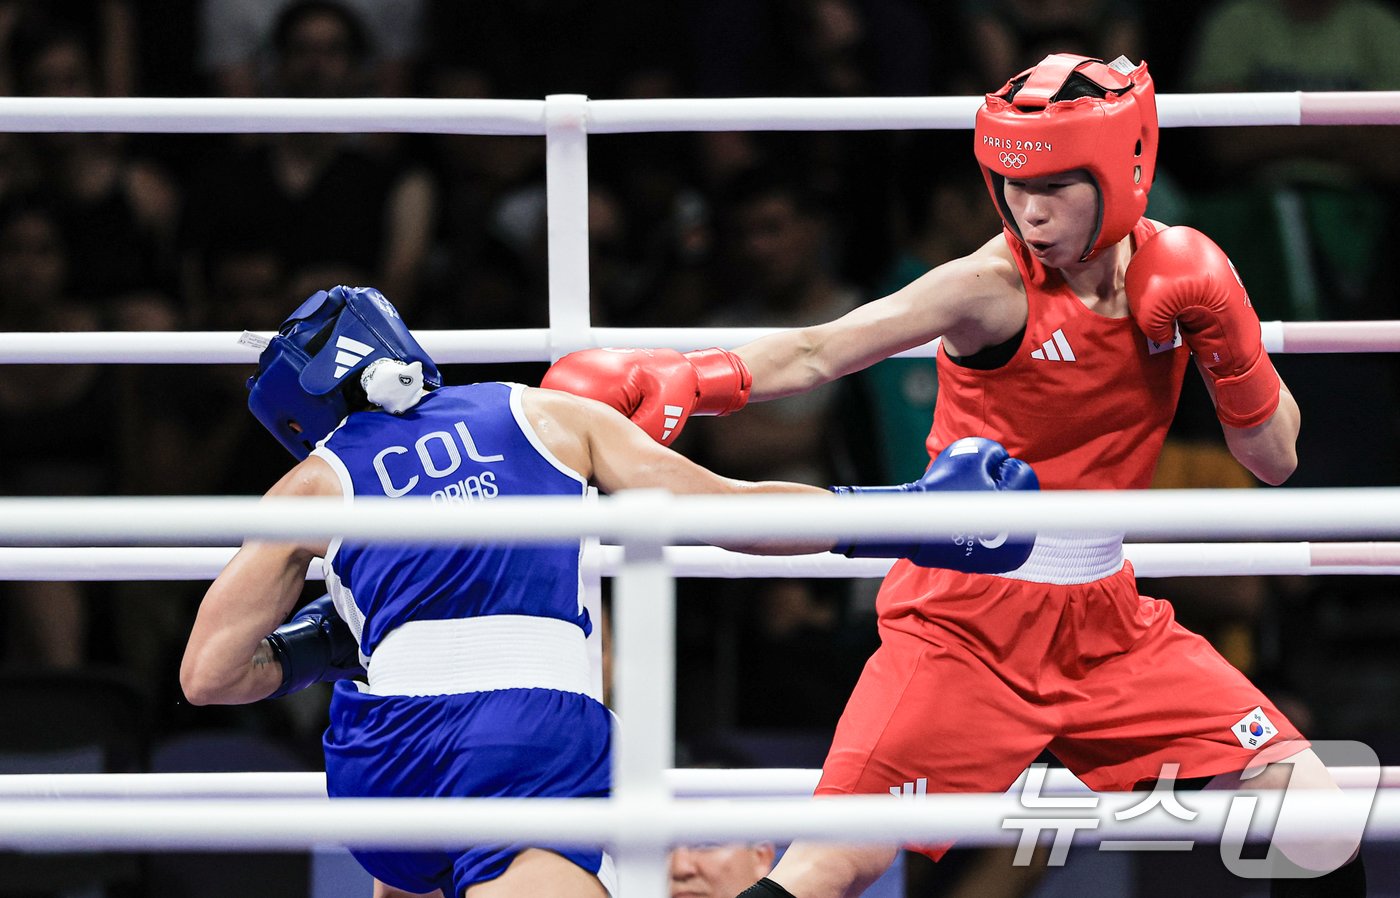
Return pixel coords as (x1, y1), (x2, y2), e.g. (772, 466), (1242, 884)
(271, 0), (371, 58)
(8, 20), (96, 97)
(721, 164), (832, 222)
(0, 192), (69, 247)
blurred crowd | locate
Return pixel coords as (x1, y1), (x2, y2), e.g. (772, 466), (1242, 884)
(2, 0), (1400, 790)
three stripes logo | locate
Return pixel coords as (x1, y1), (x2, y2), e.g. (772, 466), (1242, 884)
(662, 405), (684, 442)
(1029, 328), (1076, 362)
(889, 777), (927, 798)
(332, 335), (376, 379)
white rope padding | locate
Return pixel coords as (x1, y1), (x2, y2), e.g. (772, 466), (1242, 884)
(4, 320), (1399, 363)
(1300, 92), (1400, 125)
(0, 769), (817, 800)
(598, 542), (1400, 579)
(0, 789), (1392, 851)
(0, 490), (1395, 545)
(1, 542), (1398, 581)
(585, 92), (1379, 130)
(0, 97), (547, 134)
(0, 92), (1395, 134)
(6, 766), (1399, 800)
(0, 329), (550, 364)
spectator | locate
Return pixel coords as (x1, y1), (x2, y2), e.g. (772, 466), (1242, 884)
(9, 21), (181, 329)
(693, 171), (875, 487)
(0, 0), (137, 97)
(670, 842), (777, 898)
(865, 160), (1003, 481)
(959, 0), (1144, 94)
(198, 0), (425, 98)
(0, 198), (115, 670)
(182, 0), (435, 319)
(422, 0), (679, 100)
(1183, 0), (1400, 321)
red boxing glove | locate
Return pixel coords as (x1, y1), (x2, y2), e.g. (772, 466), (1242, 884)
(1126, 226), (1281, 428)
(541, 347), (751, 445)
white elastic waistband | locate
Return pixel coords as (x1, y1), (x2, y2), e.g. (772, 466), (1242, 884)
(998, 531), (1126, 585)
(366, 615), (592, 697)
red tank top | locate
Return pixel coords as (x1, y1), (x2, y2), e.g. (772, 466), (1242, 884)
(926, 219), (1189, 490)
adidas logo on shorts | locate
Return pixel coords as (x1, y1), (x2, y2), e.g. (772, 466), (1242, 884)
(889, 777), (927, 798)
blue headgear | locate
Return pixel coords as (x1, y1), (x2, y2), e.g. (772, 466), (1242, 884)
(248, 286), (441, 458)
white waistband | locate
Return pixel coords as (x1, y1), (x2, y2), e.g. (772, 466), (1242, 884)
(366, 615), (592, 697)
(997, 531), (1126, 585)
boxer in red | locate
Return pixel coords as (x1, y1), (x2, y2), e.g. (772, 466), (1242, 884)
(544, 55), (1362, 898)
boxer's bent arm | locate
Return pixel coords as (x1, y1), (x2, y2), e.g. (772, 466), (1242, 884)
(1214, 370), (1300, 485)
(734, 249), (1015, 401)
(181, 458), (337, 706)
(521, 388), (834, 556)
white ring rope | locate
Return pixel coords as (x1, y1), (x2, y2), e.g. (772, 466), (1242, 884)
(0, 97), (547, 134)
(7, 90), (1397, 869)
(1, 542), (1398, 581)
(3, 320), (1399, 363)
(5, 766), (1399, 800)
(0, 92), (1395, 134)
(0, 769), (816, 800)
(0, 491), (1395, 545)
(602, 542), (1400, 578)
(0, 789), (1392, 851)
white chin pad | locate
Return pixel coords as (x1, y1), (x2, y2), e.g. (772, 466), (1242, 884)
(361, 358), (427, 414)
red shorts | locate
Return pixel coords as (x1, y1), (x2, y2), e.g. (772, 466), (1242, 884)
(815, 561), (1306, 854)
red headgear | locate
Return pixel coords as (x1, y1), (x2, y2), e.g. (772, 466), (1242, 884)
(973, 54), (1157, 261)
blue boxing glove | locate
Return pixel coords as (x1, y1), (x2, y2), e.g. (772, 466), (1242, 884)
(264, 595), (365, 699)
(830, 436), (1038, 573)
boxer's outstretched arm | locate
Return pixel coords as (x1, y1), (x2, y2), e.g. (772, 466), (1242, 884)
(734, 246), (1020, 401)
(524, 388), (1041, 572)
(525, 387), (835, 556)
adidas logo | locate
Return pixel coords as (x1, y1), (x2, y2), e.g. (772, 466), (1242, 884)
(333, 335), (376, 379)
(1030, 328), (1076, 362)
(889, 777), (927, 798)
(662, 405), (684, 441)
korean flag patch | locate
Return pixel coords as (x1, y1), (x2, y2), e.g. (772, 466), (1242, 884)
(1232, 706), (1278, 750)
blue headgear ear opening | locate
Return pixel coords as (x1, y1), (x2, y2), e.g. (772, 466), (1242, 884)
(247, 346), (350, 458)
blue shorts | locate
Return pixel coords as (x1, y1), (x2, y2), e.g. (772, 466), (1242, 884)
(324, 683), (613, 896)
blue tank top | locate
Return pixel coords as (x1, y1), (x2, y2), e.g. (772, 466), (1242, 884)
(311, 382), (589, 654)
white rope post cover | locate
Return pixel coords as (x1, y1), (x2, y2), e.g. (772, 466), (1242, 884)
(545, 94), (593, 361)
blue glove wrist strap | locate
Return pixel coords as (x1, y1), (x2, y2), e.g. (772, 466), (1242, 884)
(829, 484), (915, 556)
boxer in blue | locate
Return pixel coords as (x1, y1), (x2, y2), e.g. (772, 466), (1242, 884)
(179, 286), (1038, 898)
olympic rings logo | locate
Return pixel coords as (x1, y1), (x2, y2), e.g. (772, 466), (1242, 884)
(999, 152), (1028, 169)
